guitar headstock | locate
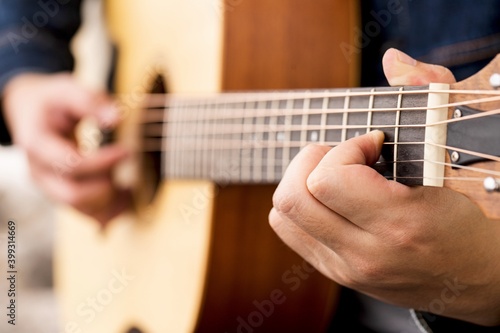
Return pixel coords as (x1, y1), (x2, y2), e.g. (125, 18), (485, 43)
(445, 55), (500, 220)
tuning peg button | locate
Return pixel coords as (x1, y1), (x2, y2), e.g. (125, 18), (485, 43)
(484, 177), (500, 193)
(490, 73), (500, 89)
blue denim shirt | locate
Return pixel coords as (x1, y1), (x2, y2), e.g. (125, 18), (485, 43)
(360, 0), (500, 86)
(0, 0), (82, 144)
(0, 1), (499, 331)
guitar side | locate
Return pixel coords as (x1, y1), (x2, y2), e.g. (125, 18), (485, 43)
(55, 1), (358, 332)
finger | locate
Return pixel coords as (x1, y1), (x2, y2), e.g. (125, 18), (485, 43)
(272, 144), (361, 250)
(45, 74), (116, 123)
(26, 131), (127, 180)
(269, 208), (349, 282)
(382, 48), (456, 86)
(306, 131), (412, 229)
(32, 165), (114, 208)
(31, 163), (129, 223)
(70, 146), (128, 179)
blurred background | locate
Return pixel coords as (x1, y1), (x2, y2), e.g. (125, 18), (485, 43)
(0, 0), (110, 331)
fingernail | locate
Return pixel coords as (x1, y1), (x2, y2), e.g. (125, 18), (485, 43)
(368, 130), (385, 143)
(396, 50), (417, 66)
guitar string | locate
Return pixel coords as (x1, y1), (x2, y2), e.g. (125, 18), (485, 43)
(133, 88), (500, 108)
(161, 134), (500, 181)
(141, 106), (500, 135)
(145, 138), (500, 165)
(137, 94), (500, 124)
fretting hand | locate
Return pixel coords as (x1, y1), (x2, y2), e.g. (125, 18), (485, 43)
(269, 48), (500, 326)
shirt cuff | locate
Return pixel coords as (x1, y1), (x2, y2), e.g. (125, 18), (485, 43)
(411, 309), (500, 333)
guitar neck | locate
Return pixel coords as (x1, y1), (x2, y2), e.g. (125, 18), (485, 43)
(143, 85), (440, 186)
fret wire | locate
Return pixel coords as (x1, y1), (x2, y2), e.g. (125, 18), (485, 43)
(168, 102), (176, 178)
(366, 88), (375, 134)
(186, 101), (194, 178)
(241, 100), (254, 182)
(202, 99), (211, 177)
(254, 100), (266, 182)
(171, 101), (180, 178)
(210, 102), (219, 179)
(267, 99), (279, 182)
(191, 104), (198, 179)
(222, 102), (231, 181)
(194, 101), (203, 178)
(393, 87), (404, 181)
(319, 92), (328, 144)
(341, 90), (350, 142)
(237, 101), (245, 182)
(200, 100), (207, 178)
(162, 98), (170, 178)
(179, 101), (187, 178)
(186, 102), (193, 178)
(231, 101), (242, 182)
(223, 102), (233, 181)
(300, 93), (311, 147)
(214, 102), (222, 181)
(176, 101), (183, 178)
(283, 97), (294, 174)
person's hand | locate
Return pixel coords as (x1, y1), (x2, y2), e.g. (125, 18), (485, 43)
(3, 72), (130, 224)
(269, 48), (500, 326)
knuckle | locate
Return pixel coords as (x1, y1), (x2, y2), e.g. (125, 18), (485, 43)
(268, 208), (285, 232)
(307, 165), (341, 202)
(346, 260), (386, 288)
(59, 183), (84, 208)
(306, 168), (326, 198)
(272, 187), (302, 217)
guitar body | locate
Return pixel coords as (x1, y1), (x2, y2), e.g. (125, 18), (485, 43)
(55, 1), (359, 332)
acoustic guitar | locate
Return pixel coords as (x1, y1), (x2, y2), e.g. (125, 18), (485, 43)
(55, 1), (500, 333)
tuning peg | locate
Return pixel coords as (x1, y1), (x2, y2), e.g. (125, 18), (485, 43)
(484, 177), (500, 193)
(490, 73), (500, 89)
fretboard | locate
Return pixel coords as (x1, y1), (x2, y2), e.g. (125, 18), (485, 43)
(143, 86), (432, 186)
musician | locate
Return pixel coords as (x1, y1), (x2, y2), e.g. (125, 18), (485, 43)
(0, 0), (499, 332)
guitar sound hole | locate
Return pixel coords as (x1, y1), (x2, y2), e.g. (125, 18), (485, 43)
(126, 327), (144, 333)
(139, 74), (166, 205)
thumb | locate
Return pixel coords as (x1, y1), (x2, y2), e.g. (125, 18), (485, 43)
(382, 48), (456, 86)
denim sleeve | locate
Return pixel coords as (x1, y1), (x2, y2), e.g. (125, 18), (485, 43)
(360, 0), (500, 87)
(412, 310), (500, 333)
(0, 0), (83, 144)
